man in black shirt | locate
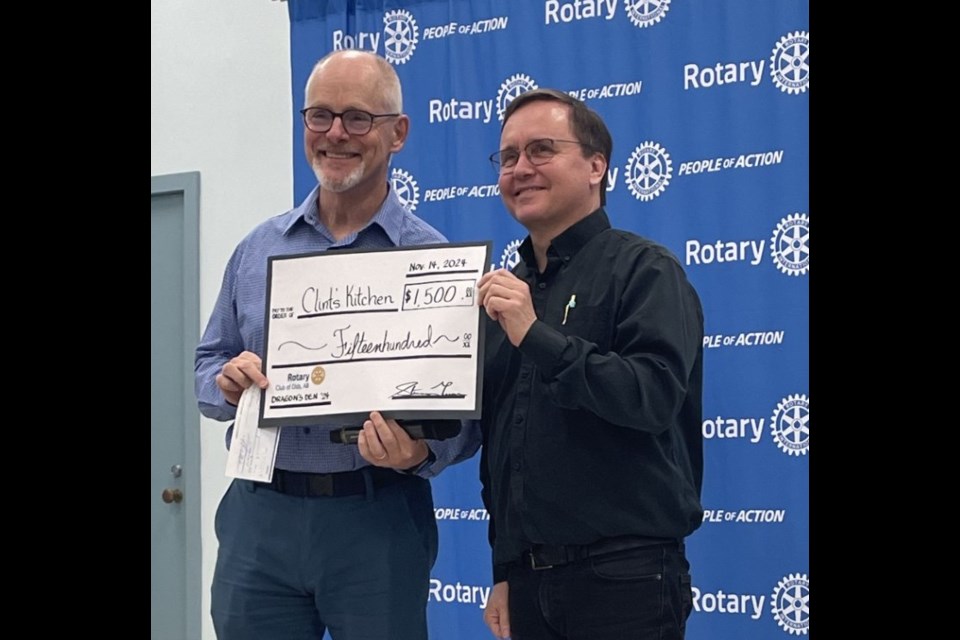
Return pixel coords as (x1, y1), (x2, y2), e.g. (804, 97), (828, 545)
(477, 89), (704, 640)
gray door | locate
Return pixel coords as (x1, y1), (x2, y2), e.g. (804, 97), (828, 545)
(152, 172), (202, 640)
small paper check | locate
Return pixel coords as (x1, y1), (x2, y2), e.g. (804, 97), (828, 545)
(225, 384), (279, 482)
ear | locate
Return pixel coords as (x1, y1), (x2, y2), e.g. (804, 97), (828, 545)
(588, 152), (607, 189)
(389, 115), (410, 153)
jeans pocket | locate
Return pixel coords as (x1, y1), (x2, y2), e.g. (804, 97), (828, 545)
(213, 480), (234, 541)
(398, 480), (439, 567)
(679, 572), (693, 631)
(589, 546), (665, 582)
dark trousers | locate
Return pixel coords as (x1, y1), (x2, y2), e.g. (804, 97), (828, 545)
(211, 474), (438, 640)
(507, 542), (693, 640)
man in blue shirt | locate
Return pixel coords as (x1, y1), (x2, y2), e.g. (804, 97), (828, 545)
(195, 50), (481, 640)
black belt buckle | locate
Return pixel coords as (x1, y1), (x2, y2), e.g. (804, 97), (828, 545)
(307, 474), (335, 496)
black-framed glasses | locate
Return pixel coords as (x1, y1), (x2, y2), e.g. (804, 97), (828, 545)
(300, 107), (400, 135)
(489, 138), (593, 174)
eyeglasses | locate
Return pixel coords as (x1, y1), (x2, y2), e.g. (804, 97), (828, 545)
(489, 138), (593, 174)
(300, 107), (400, 135)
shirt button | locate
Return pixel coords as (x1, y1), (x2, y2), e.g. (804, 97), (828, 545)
(538, 282), (546, 290)
(512, 461), (522, 471)
(520, 371), (529, 380)
(514, 415), (523, 424)
(303, 427), (311, 434)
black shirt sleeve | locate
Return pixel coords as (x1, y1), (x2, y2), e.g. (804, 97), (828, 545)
(519, 247), (703, 434)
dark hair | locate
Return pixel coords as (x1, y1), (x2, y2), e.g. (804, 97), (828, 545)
(501, 88), (613, 205)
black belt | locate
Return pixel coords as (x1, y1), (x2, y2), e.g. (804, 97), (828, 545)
(524, 535), (681, 570)
(256, 466), (411, 497)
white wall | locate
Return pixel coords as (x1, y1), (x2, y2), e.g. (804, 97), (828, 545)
(152, 1), (293, 637)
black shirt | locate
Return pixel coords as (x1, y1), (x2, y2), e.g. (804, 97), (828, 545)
(479, 208), (705, 582)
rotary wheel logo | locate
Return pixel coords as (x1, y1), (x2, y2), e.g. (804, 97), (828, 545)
(625, 0), (671, 28)
(391, 167), (420, 212)
(497, 74), (539, 121)
(770, 30), (809, 95)
(771, 573), (809, 635)
(383, 9), (418, 65)
(771, 394), (809, 456)
(310, 367), (326, 385)
(499, 239), (523, 270)
(770, 213), (809, 276)
(625, 141), (673, 201)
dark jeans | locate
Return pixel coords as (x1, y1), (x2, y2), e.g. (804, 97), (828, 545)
(211, 475), (438, 640)
(508, 542), (693, 640)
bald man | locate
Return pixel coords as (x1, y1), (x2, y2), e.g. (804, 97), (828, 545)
(195, 50), (481, 640)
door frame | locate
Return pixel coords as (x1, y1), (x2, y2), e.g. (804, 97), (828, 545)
(151, 171), (202, 639)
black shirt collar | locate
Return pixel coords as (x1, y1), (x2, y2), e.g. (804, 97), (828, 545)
(518, 207), (612, 272)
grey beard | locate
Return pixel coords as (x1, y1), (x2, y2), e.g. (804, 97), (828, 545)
(313, 161), (365, 193)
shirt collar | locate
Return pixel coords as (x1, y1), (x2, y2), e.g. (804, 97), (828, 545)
(281, 183), (406, 246)
(518, 207), (611, 269)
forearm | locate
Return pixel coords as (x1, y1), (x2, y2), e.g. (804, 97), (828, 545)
(194, 264), (249, 421)
(195, 351), (236, 421)
(519, 260), (703, 432)
(413, 419), (481, 478)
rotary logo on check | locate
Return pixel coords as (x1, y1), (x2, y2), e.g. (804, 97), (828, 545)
(311, 367), (326, 385)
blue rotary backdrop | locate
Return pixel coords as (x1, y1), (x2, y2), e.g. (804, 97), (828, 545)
(286, 1), (809, 638)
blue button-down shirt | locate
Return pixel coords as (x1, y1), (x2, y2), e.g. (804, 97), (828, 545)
(195, 183), (481, 475)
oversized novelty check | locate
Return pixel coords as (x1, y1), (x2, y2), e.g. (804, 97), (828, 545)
(259, 241), (491, 426)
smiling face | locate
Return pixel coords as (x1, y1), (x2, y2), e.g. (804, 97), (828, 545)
(497, 100), (606, 239)
(303, 52), (408, 195)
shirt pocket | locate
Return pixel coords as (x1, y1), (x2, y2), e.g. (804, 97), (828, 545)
(556, 303), (611, 350)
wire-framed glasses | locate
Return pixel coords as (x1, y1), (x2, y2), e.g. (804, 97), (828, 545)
(489, 138), (592, 174)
